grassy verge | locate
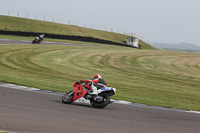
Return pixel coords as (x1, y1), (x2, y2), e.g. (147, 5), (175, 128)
(0, 43), (200, 111)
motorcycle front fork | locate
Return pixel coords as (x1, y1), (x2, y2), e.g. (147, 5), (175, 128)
(68, 91), (74, 96)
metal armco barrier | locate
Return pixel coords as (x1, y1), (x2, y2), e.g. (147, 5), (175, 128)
(0, 30), (127, 46)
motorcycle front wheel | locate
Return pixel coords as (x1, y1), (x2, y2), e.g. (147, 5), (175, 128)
(91, 95), (110, 108)
(32, 40), (36, 44)
(32, 40), (40, 44)
(62, 91), (74, 104)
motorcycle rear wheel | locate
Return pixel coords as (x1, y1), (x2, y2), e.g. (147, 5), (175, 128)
(62, 91), (74, 104)
(91, 95), (110, 108)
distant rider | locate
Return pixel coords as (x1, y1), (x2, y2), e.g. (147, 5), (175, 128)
(80, 74), (107, 95)
(32, 34), (45, 44)
(38, 34), (45, 42)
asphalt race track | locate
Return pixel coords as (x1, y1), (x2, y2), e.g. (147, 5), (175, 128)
(1, 85), (200, 133)
(0, 39), (109, 47)
(0, 40), (200, 133)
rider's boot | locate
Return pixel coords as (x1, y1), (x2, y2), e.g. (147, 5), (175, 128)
(90, 83), (98, 95)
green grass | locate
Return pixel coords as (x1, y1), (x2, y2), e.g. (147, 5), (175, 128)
(0, 44), (200, 111)
(0, 15), (154, 49)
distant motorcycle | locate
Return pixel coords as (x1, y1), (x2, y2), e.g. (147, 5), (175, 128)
(62, 81), (116, 108)
(32, 34), (44, 44)
(32, 37), (42, 44)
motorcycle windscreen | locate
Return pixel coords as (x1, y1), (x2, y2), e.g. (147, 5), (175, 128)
(73, 85), (87, 102)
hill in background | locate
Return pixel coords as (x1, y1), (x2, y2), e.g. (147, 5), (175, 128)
(0, 15), (153, 49)
(155, 42), (200, 53)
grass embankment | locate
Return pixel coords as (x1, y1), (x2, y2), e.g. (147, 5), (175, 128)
(0, 15), (153, 49)
(0, 44), (200, 111)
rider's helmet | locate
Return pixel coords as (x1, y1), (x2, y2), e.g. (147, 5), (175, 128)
(93, 74), (102, 79)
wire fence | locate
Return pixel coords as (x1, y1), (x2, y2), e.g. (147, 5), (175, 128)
(1, 11), (125, 34)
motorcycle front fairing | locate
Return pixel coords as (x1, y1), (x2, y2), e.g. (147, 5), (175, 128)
(73, 82), (87, 102)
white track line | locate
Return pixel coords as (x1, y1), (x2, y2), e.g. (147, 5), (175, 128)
(0, 82), (200, 114)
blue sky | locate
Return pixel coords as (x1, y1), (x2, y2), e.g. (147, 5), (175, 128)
(0, 0), (200, 45)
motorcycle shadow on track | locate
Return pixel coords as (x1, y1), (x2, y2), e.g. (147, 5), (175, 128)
(51, 99), (93, 108)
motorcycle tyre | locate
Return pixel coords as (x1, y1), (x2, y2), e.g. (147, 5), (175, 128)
(62, 91), (74, 104)
(32, 40), (36, 44)
(32, 40), (40, 44)
(91, 95), (110, 108)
